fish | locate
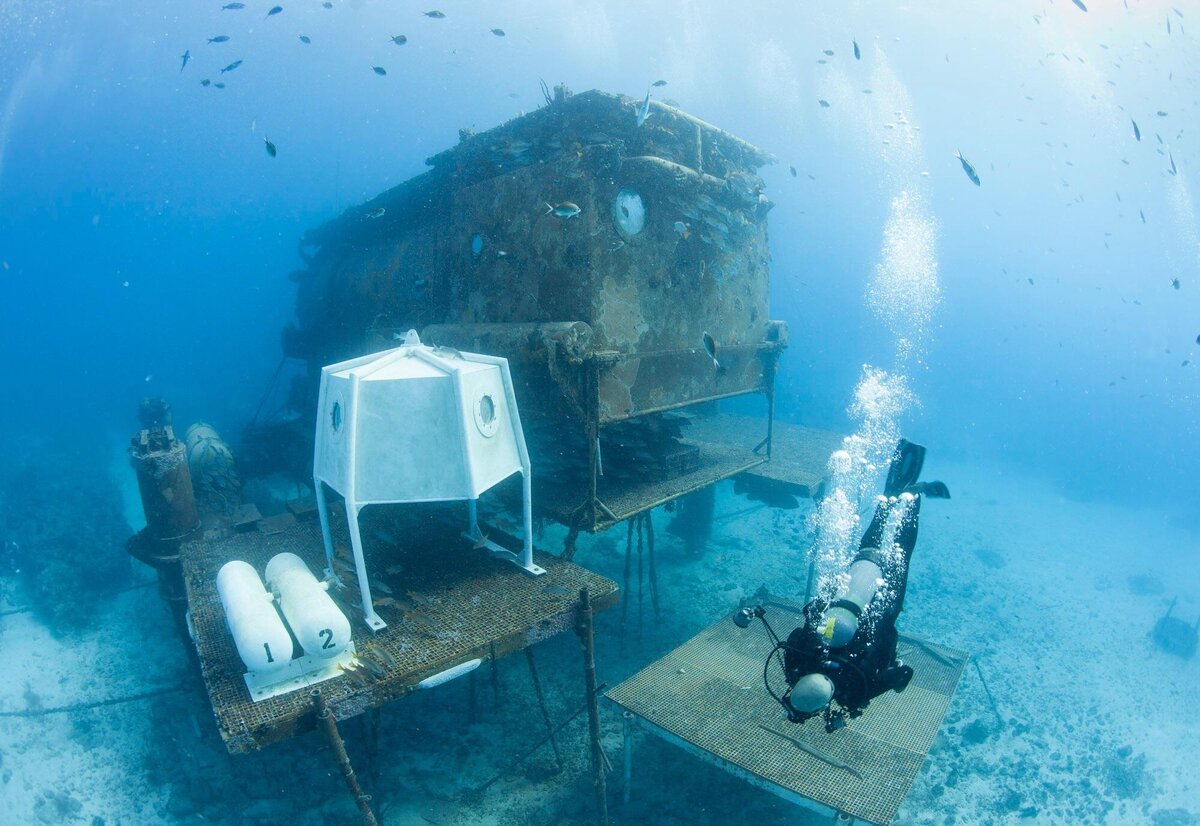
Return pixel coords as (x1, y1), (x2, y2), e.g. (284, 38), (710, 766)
(955, 150), (981, 186)
(180, 50), (190, 72)
(1196, 334), (1200, 346)
(1171, 278), (1181, 290)
(1168, 16), (1172, 34)
(200, 78), (211, 87)
(390, 34), (407, 45)
(220, 59), (243, 73)
(1132, 119), (1141, 141)
(1157, 110), (1168, 117)
(701, 332), (721, 371)
(424, 10), (446, 18)
(1140, 209), (1146, 223)
(545, 201), (581, 218)
(609, 240), (625, 252)
(222, 2), (244, 8)
(372, 66), (387, 76)
(636, 89), (652, 127)
(541, 585), (570, 596)
(299, 35), (311, 44)
(758, 725), (864, 780)
(1071, 0), (1087, 11)
(818, 99), (830, 108)
(208, 35), (230, 43)
(789, 165), (797, 177)
(1168, 152), (1177, 176)
(490, 28), (505, 37)
(366, 207), (386, 219)
(651, 79), (667, 87)
(214, 82), (225, 89)
(853, 39), (861, 60)
(322, 1), (332, 7)
(673, 220), (690, 239)
(264, 137), (276, 158)
(266, 6), (283, 18)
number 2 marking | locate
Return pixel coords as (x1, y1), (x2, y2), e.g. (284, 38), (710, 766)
(319, 628), (335, 649)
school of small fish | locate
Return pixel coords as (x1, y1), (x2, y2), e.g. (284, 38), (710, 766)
(178, 2), (513, 161)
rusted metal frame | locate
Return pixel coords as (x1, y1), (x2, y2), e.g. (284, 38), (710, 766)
(752, 348), (781, 459)
(585, 357), (604, 533)
(312, 689), (380, 826)
(646, 512), (660, 620)
(590, 455), (765, 533)
(544, 340), (591, 424)
(576, 588), (610, 826)
(524, 646), (564, 771)
(620, 519), (633, 653)
(595, 342), (784, 426)
(636, 516), (645, 638)
(647, 99), (775, 165)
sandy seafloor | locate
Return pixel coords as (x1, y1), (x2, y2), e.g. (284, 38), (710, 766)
(1, 457), (1197, 826)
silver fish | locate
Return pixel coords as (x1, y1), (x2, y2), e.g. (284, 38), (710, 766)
(701, 332), (721, 371)
(544, 202), (581, 219)
(636, 89), (652, 127)
(955, 150), (981, 186)
(180, 50), (190, 72)
(366, 207), (386, 219)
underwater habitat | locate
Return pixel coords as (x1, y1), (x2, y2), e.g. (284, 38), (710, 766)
(1, 1), (1198, 824)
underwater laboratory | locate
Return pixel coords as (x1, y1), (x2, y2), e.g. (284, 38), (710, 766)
(121, 88), (965, 825)
(1, 2), (1199, 826)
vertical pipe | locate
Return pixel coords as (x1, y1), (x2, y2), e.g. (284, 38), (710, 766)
(646, 511), (660, 620)
(489, 642), (501, 708)
(311, 690), (379, 826)
(622, 711), (633, 806)
(620, 521), (633, 653)
(636, 516), (644, 638)
(576, 588), (609, 826)
(765, 351), (777, 460)
(586, 362), (600, 530)
(525, 646), (563, 770)
(315, 480), (337, 577)
(468, 499), (480, 539)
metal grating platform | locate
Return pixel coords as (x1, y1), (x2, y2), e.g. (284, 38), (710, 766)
(687, 413), (845, 498)
(539, 441), (765, 533)
(182, 514), (618, 753)
(607, 596), (967, 825)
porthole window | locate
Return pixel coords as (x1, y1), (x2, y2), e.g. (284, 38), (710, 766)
(474, 393), (499, 437)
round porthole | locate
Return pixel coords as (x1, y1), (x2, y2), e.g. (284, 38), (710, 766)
(330, 399), (343, 433)
(474, 393), (499, 437)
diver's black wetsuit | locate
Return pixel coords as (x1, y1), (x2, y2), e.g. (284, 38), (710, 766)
(783, 495), (921, 720)
(779, 435), (953, 728)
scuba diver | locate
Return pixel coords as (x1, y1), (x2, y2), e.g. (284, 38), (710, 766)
(736, 439), (949, 732)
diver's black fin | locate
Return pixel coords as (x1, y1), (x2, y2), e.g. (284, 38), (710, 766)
(904, 480), (951, 499)
(884, 439), (926, 496)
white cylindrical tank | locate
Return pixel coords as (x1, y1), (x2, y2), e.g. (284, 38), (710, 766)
(821, 557), (884, 648)
(217, 560), (295, 674)
(265, 552), (351, 659)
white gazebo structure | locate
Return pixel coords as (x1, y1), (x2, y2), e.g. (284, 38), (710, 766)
(313, 331), (542, 631)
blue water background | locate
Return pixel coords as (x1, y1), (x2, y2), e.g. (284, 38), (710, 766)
(0, 1), (1196, 523)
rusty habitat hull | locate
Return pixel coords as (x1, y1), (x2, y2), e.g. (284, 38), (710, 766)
(288, 88), (786, 533)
